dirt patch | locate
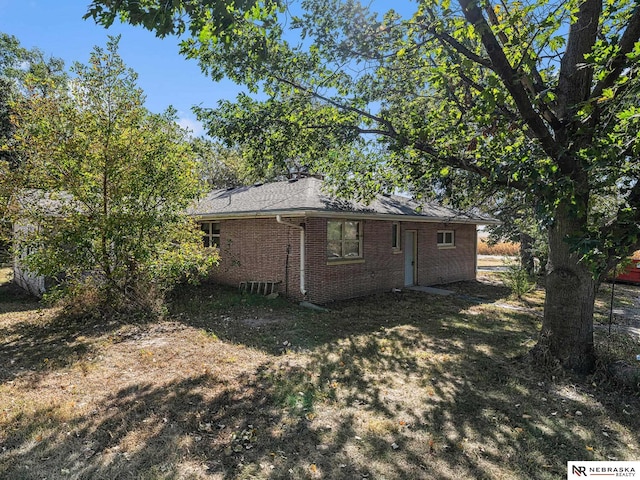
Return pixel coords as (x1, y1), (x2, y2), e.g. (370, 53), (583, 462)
(240, 316), (284, 328)
(596, 283), (640, 332)
(595, 324), (640, 341)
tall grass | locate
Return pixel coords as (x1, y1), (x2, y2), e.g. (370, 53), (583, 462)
(478, 240), (520, 256)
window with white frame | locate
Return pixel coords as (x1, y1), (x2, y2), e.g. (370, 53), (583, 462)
(437, 230), (455, 247)
(392, 222), (401, 250)
(200, 221), (220, 247)
(327, 220), (363, 259)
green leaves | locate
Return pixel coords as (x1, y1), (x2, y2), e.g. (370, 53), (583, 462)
(86, 0), (640, 280)
(12, 37), (216, 314)
(86, 0), (279, 41)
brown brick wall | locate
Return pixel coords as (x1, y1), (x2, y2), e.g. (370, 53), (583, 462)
(209, 217), (303, 298)
(207, 217), (477, 304)
(304, 219), (477, 304)
(304, 218), (404, 304)
(411, 222), (478, 286)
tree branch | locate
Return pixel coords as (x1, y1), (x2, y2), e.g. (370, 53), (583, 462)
(435, 50), (524, 129)
(412, 139), (528, 191)
(271, 73), (528, 191)
(457, 0), (559, 159)
(555, 0), (602, 120)
(271, 74), (398, 134)
(425, 27), (494, 69)
(590, 5), (640, 101)
(484, 2), (562, 130)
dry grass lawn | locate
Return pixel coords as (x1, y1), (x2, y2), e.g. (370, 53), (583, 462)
(0, 267), (11, 285)
(476, 255), (518, 268)
(1, 269), (639, 479)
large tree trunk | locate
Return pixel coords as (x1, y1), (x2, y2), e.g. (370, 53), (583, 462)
(534, 204), (597, 373)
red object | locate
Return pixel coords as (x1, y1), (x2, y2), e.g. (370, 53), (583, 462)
(615, 258), (640, 285)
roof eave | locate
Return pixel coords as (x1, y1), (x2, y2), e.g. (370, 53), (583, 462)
(191, 209), (499, 225)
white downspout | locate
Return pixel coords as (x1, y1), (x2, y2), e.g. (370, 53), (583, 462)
(276, 215), (306, 296)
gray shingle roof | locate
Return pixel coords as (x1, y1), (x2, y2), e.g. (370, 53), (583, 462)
(189, 177), (496, 225)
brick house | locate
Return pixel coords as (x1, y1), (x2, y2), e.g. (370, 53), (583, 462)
(190, 177), (497, 304)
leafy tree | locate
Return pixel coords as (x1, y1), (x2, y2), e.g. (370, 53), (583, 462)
(0, 33), (67, 246)
(84, 0), (279, 41)
(10, 37), (217, 315)
(191, 137), (253, 188)
(0, 33), (67, 166)
(89, 1), (640, 372)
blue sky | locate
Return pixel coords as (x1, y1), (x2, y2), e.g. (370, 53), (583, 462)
(0, 0), (247, 136)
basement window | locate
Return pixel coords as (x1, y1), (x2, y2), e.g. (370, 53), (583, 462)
(327, 220), (362, 259)
(201, 221), (220, 247)
(437, 230), (455, 248)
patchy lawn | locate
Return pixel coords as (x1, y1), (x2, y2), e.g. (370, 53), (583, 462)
(0, 273), (639, 479)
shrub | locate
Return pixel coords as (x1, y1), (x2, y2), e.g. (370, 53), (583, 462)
(12, 39), (218, 319)
(501, 262), (535, 299)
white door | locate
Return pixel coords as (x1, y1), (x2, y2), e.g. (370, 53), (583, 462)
(404, 230), (416, 286)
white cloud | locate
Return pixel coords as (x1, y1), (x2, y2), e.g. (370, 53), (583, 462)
(177, 116), (205, 138)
